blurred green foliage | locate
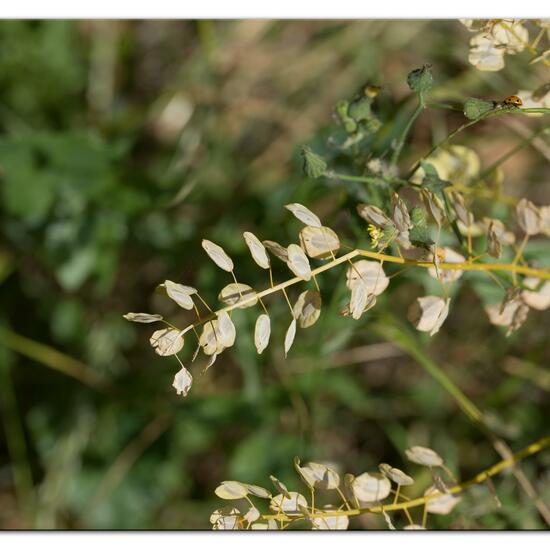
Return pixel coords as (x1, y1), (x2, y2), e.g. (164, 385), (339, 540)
(0, 20), (549, 530)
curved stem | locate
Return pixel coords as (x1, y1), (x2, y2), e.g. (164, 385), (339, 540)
(391, 92), (426, 167)
(179, 248), (550, 335)
(262, 433), (550, 521)
(405, 108), (550, 180)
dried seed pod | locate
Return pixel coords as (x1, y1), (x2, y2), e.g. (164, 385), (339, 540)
(350, 282), (369, 320)
(449, 190), (474, 227)
(293, 290), (322, 328)
(124, 312), (163, 323)
(243, 231), (270, 269)
(378, 464), (414, 486)
(409, 296), (450, 336)
(421, 189), (445, 227)
(516, 198), (541, 235)
(269, 492), (308, 514)
(424, 486), (461, 515)
(202, 239), (234, 272)
(299, 226), (340, 259)
(263, 240), (289, 262)
(487, 220), (502, 258)
(428, 247), (465, 284)
(163, 280), (197, 310)
(150, 328), (184, 356)
(217, 311), (236, 348)
(351, 473), (391, 503)
(215, 481), (250, 500)
(294, 457), (340, 490)
(284, 319), (297, 358)
(218, 283), (258, 309)
(199, 320), (224, 355)
(285, 203), (322, 227)
(391, 193), (412, 233)
(286, 244), (312, 281)
(173, 366), (193, 397)
(522, 277), (550, 310)
(254, 313), (271, 354)
(405, 446), (444, 467)
(346, 260), (389, 295)
(357, 204), (394, 228)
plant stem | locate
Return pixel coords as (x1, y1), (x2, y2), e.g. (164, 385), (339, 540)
(179, 248), (550, 335)
(262, 433), (550, 521)
(391, 92), (426, 167)
(405, 108), (550, 180)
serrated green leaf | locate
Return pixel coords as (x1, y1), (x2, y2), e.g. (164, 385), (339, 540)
(463, 97), (495, 120)
(301, 146), (327, 179)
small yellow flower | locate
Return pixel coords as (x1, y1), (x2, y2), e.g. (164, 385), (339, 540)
(367, 224), (383, 248)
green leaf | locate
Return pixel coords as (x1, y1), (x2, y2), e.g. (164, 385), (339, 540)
(463, 97), (495, 120)
(407, 64), (433, 93)
(420, 161), (451, 193)
(409, 207), (434, 249)
(301, 146), (327, 179)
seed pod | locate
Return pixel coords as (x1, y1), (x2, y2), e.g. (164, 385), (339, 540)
(202, 239), (234, 272)
(254, 313), (271, 354)
(243, 231), (270, 269)
(150, 328), (184, 356)
(286, 244), (312, 281)
(285, 203), (322, 228)
(516, 198), (541, 235)
(293, 290), (322, 328)
(299, 226), (340, 259)
(218, 283), (258, 309)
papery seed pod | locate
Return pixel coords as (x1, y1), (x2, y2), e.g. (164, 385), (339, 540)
(449, 191), (474, 227)
(218, 283), (258, 309)
(421, 189), (445, 227)
(522, 277), (550, 310)
(173, 366), (193, 397)
(263, 240), (289, 262)
(202, 239), (234, 272)
(150, 328), (184, 356)
(428, 247), (465, 284)
(424, 486), (461, 515)
(123, 312), (163, 323)
(391, 193), (412, 233)
(199, 321), (224, 355)
(293, 290), (321, 328)
(357, 204), (394, 228)
(163, 280), (197, 310)
(285, 203), (322, 228)
(269, 476), (292, 499)
(487, 221), (502, 258)
(351, 473), (391, 503)
(254, 313), (271, 354)
(378, 463), (414, 486)
(299, 226), (340, 259)
(284, 319), (297, 358)
(217, 311), (236, 348)
(346, 260), (389, 295)
(516, 198), (541, 235)
(215, 481), (250, 500)
(269, 492), (308, 514)
(286, 244), (312, 281)
(409, 296), (450, 336)
(243, 231), (270, 269)
(350, 282), (369, 320)
(405, 446), (443, 467)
